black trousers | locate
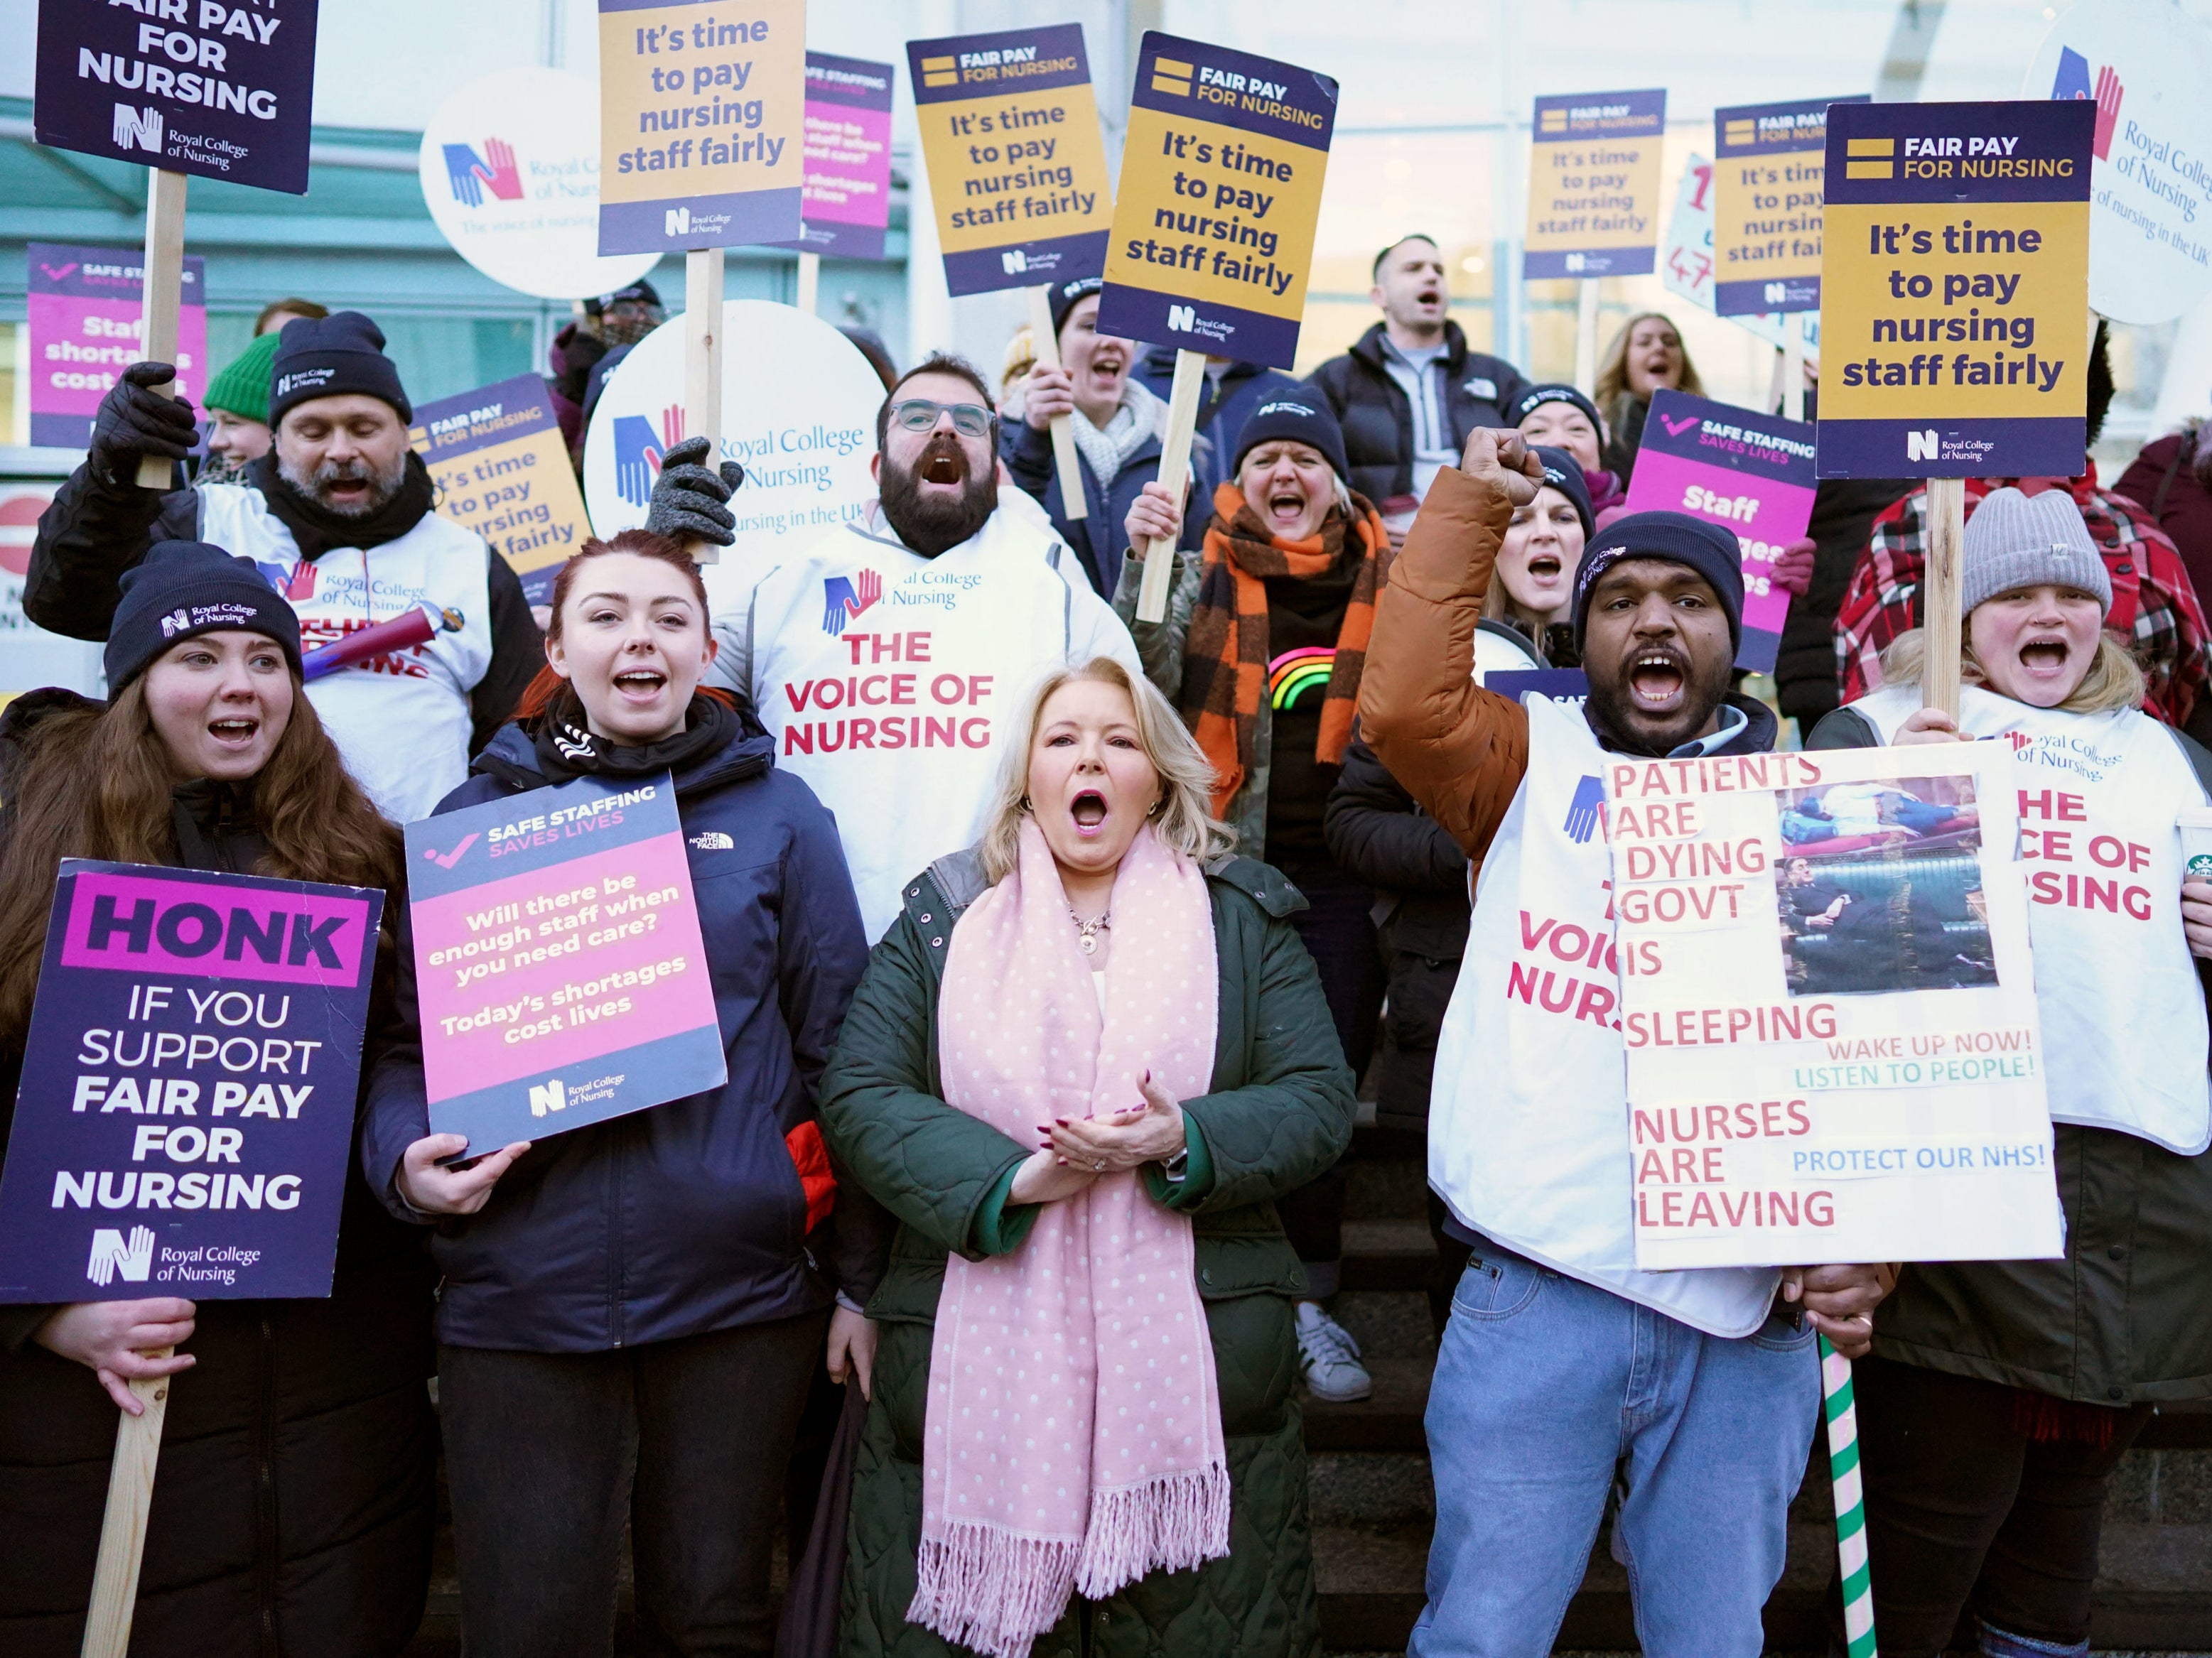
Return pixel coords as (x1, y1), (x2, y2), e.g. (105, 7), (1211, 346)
(1830, 1356), (2150, 1657)
(1279, 867), (1382, 1294)
(440, 1310), (828, 1658)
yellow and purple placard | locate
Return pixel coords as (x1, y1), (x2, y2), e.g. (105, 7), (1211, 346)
(1712, 97), (1861, 315)
(1622, 389), (1817, 675)
(596, 0), (804, 255)
(409, 374), (593, 606)
(793, 51), (894, 259)
(0, 860), (382, 1303)
(1523, 89), (1666, 279)
(404, 772), (725, 1150)
(906, 23), (1114, 294)
(1097, 32), (1336, 371)
(28, 242), (205, 449)
(1818, 99), (2093, 479)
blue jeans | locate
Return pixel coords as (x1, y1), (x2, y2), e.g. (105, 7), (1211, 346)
(1411, 1245), (1820, 1658)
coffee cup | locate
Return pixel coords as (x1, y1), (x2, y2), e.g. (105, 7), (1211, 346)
(2176, 804), (2212, 882)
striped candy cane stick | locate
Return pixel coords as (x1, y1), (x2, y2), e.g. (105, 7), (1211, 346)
(1822, 1335), (1879, 1657)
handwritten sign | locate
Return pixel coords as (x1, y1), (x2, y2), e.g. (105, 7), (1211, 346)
(0, 862), (382, 1302)
(1712, 97), (1857, 315)
(1523, 89), (1666, 279)
(28, 243), (205, 449)
(409, 375), (593, 607)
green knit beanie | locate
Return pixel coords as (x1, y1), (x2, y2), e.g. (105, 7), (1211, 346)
(203, 331), (281, 423)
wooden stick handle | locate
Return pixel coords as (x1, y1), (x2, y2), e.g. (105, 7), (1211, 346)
(796, 250), (820, 318)
(1782, 325), (1806, 423)
(136, 170), (188, 492)
(1135, 348), (1208, 626)
(682, 248), (725, 566)
(1922, 476), (1965, 720)
(1573, 278), (1601, 398)
(1026, 285), (1088, 521)
(80, 1350), (175, 1658)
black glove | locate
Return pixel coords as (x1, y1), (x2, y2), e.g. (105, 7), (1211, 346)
(645, 435), (746, 547)
(90, 362), (200, 484)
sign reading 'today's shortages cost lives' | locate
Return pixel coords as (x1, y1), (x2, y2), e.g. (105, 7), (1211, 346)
(1523, 89), (1667, 279)
(1818, 99), (2093, 479)
(1098, 33), (1337, 370)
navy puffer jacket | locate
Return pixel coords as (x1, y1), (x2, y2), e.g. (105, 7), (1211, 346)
(360, 704), (882, 1351)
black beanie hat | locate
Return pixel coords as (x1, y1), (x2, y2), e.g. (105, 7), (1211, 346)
(1231, 394), (1352, 489)
(1509, 381), (1605, 439)
(1528, 445), (1595, 541)
(105, 541), (303, 692)
(1048, 276), (1104, 337)
(1571, 510), (1744, 652)
(269, 310), (411, 427)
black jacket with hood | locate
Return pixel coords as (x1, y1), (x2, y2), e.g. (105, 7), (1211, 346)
(1303, 320), (1530, 504)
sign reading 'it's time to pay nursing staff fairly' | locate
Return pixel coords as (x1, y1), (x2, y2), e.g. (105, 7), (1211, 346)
(596, 0), (804, 256)
(1818, 99), (2093, 479)
(1097, 33), (1337, 372)
(1711, 97), (1862, 315)
(410, 375), (594, 607)
(1523, 89), (1666, 279)
(905, 24), (1115, 295)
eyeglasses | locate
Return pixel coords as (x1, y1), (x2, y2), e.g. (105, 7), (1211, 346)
(888, 399), (993, 438)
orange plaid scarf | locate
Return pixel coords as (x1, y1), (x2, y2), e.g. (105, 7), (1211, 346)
(1177, 482), (1387, 820)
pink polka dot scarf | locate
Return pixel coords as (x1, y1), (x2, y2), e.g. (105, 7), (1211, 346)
(912, 818), (1230, 1658)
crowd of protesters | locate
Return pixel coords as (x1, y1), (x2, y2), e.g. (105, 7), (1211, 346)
(2, 238), (2212, 1658)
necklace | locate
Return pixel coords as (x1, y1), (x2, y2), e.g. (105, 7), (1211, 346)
(1067, 905), (1112, 956)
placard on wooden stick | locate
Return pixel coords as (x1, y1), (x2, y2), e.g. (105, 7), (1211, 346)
(1523, 90), (1666, 397)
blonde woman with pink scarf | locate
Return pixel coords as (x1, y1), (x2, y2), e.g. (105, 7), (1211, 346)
(819, 657), (1356, 1658)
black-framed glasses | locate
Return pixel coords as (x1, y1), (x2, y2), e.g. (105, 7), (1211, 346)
(888, 399), (993, 438)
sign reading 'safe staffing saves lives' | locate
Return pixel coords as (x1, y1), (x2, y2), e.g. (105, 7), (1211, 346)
(404, 772), (724, 1151)
(906, 24), (1114, 295)
(0, 862), (382, 1304)
(1523, 90), (1666, 279)
(1098, 33), (1337, 371)
(597, 0), (804, 256)
(410, 375), (594, 607)
(1819, 99), (2093, 479)
(1712, 97), (1861, 315)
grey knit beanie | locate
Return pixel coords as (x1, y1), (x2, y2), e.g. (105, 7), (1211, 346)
(1961, 487), (2110, 615)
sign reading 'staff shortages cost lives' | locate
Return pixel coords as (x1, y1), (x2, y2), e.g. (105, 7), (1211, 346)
(907, 24), (1114, 294)
(597, 0), (804, 256)
(1523, 89), (1666, 278)
(1712, 97), (1860, 315)
(1099, 33), (1336, 370)
(411, 375), (595, 607)
(1819, 99), (2093, 478)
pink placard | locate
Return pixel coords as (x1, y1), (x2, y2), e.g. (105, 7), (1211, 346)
(1620, 445), (1816, 641)
(60, 870), (374, 988)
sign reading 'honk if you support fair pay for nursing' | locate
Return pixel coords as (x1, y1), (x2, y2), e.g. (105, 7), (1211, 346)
(1523, 89), (1666, 279)
(907, 24), (1114, 295)
(1099, 33), (1336, 371)
(1818, 99), (2093, 478)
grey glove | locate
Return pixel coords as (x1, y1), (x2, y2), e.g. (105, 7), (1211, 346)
(645, 436), (745, 546)
(91, 361), (200, 484)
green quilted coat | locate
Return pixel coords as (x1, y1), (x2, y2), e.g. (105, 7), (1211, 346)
(818, 846), (1357, 1658)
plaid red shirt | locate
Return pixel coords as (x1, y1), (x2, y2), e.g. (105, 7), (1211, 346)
(1832, 465), (2211, 727)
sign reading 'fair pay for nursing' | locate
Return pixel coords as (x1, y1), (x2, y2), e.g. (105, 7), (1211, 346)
(410, 375), (594, 607)
(1099, 33), (1337, 371)
(1711, 97), (1861, 315)
(1818, 99), (2093, 478)
(1607, 743), (2062, 1269)
(906, 24), (1114, 294)
(404, 773), (724, 1150)
(0, 862), (382, 1304)
(1523, 89), (1666, 278)
(597, 0), (804, 256)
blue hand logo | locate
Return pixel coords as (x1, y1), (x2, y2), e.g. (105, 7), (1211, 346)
(822, 576), (859, 636)
(443, 143), (488, 208)
(1562, 774), (1605, 844)
(612, 415), (666, 509)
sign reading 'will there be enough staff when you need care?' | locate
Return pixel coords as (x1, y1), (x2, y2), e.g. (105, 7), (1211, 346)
(1098, 33), (1337, 372)
(1818, 98), (2093, 479)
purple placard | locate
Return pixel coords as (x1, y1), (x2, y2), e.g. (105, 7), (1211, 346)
(0, 861), (380, 1304)
(404, 771), (725, 1150)
(1622, 389), (1818, 674)
(33, 0), (320, 195)
(28, 243), (207, 450)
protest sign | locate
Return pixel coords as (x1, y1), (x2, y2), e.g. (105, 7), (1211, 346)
(1661, 155), (1821, 359)
(2027, 0), (2212, 324)
(33, 0), (320, 193)
(595, 0), (804, 256)
(420, 66), (658, 301)
(1712, 98), (1857, 316)
(1607, 742), (2063, 1269)
(410, 374), (594, 606)
(404, 773), (724, 1150)
(581, 299), (882, 609)
(1622, 389), (1817, 674)
(0, 861), (382, 1304)
(27, 244), (205, 450)
(1818, 99), (2094, 480)
(1523, 90), (1666, 281)
(788, 52), (895, 261)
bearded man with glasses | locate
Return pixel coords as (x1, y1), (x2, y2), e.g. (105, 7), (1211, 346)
(648, 351), (1141, 940)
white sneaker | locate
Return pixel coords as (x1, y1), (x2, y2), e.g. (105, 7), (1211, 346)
(1295, 1301), (1372, 1402)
